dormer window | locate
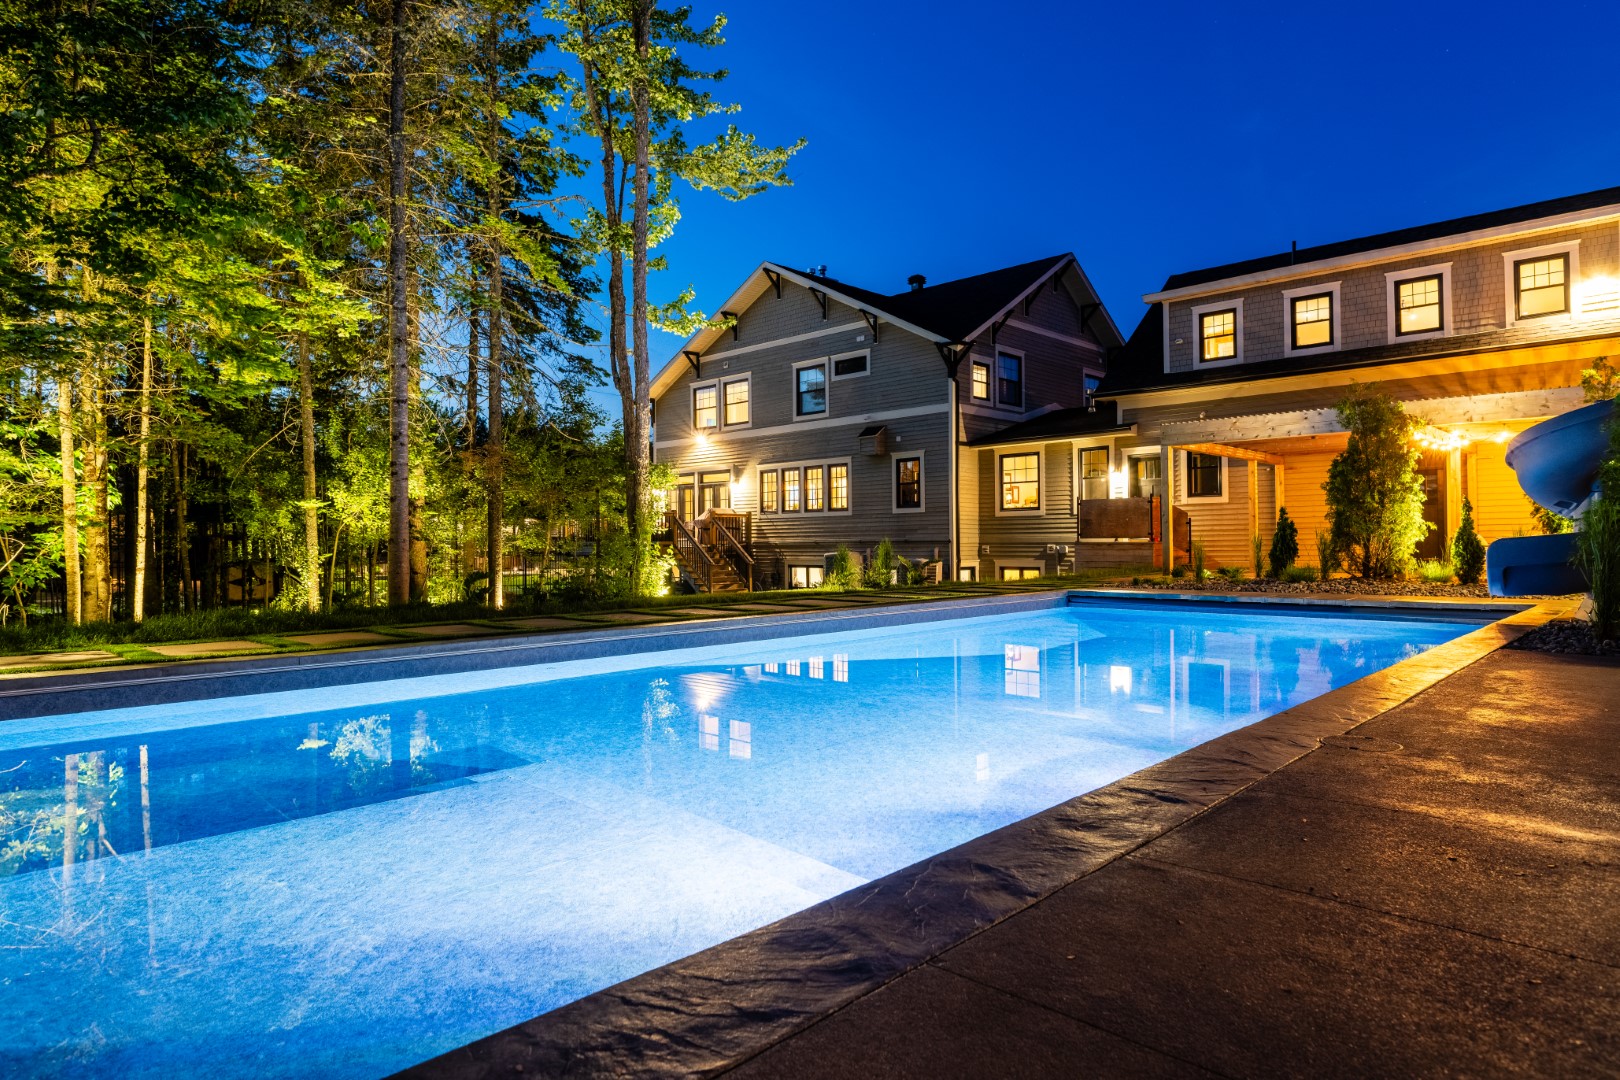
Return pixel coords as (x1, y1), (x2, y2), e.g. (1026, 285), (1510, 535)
(1396, 275), (1442, 335)
(1291, 293), (1333, 348)
(1515, 254), (1569, 319)
(1199, 309), (1236, 361)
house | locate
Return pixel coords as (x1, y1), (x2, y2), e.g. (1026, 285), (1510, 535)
(1044, 185), (1620, 572)
(649, 255), (1124, 588)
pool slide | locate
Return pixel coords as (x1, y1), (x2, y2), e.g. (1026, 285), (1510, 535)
(1488, 397), (1613, 596)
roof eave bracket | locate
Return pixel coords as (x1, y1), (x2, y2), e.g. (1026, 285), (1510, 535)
(861, 310), (880, 342)
(763, 268), (782, 299)
(720, 310), (739, 341)
(935, 341), (969, 378)
(683, 350), (701, 379)
(808, 287), (828, 320)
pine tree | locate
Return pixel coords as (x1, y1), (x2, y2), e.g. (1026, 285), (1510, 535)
(1324, 390), (1431, 578)
(1452, 497), (1485, 585)
(1268, 508), (1299, 578)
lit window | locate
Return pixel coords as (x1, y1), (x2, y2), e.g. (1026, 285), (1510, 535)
(795, 363), (827, 416)
(1004, 643), (1041, 698)
(996, 352), (1022, 407)
(1000, 567), (1041, 581)
(729, 718), (751, 759)
(783, 467), (801, 511)
(804, 465), (824, 512)
(789, 566), (822, 588)
(693, 385), (717, 430)
(828, 464), (849, 511)
(809, 656), (824, 679)
(1396, 275), (1442, 335)
(1000, 452), (1040, 510)
(1291, 293), (1333, 349)
(832, 653), (849, 682)
(1187, 452), (1222, 498)
(1078, 447), (1109, 501)
(1199, 309), (1236, 361)
(760, 469), (778, 513)
(895, 456), (922, 509)
(971, 362), (990, 400)
(1129, 454), (1162, 499)
(723, 378), (749, 426)
(1516, 254), (1569, 319)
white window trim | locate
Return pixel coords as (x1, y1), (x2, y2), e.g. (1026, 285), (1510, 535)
(993, 347), (1027, 411)
(995, 449), (1044, 518)
(691, 380), (719, 433)
(788, 564), (825, 589)
(719, 373), (752, 430)
(1281, 281), (1341, 358)
(759, 456), (853, 516)
(1189, 297), (1244, 368)
(970, 360), (991, 401)
(1178, 449), (1229, 504)
(1385, 262), (1453, 343)
(791, 357), (831, 422)
(891, 449), (926, 514)
(1073, 440), (1116, 505)
(829, 348), (871, 381)
(1503, 239), (1580, 328)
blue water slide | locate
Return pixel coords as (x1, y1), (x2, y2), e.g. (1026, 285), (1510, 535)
(1487, 398), (1612, 596)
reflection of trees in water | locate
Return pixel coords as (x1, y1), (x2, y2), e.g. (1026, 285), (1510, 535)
(0, 751), (125, 877)
(325, 711), (439, 792)
(1268, 637), (1302, 706)
(1320, 639), (1371, 688)
(642, 678), (680, 742)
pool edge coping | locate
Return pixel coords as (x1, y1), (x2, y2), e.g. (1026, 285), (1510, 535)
(391, 593), (1571, 1080)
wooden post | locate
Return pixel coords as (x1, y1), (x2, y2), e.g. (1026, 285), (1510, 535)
(1274, 462), (1286, 519)
(1160, 444), (1175, 572)
(1446, 448), (1464, 543)
(1247, 459), (1260, 540)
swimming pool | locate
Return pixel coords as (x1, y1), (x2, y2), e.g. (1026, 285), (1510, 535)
(0, 601), (1481, 1077)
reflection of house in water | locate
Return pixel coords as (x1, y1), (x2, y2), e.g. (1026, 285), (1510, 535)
(1003, 644), (1042, 698)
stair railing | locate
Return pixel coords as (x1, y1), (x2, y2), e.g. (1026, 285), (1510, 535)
(667, 510), (715, 593)
(708, 512), (754, 591)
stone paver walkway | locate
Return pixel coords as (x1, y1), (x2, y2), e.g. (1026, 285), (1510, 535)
(724, 648), (1620, 1078)
(146, 640), (269, 657)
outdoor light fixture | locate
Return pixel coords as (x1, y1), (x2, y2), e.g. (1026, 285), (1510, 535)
(1575, 274), (1620, 317)
(1108, 467), (1128, 498)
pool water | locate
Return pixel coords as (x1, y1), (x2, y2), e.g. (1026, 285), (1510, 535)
(0, 603), (1476, 1077)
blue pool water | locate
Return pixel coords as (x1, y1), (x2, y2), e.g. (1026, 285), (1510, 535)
(0, 603), (1477, 1077)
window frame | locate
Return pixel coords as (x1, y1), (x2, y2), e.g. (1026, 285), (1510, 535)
(720, 374), (752, 429)
(758, 468), (779, 513)
(758, 458), (852, 515)
(1180, 450), (1228, 503)
(803, 464), (825, 512)
(1384, 262), (1453, 342)
(828, 462), (849, 511)
(997, 450), (1043, 516)
(1076, 444), (1111, 503)
(691, 380), (719, 432)
(1189, 297), (1244, 367)
(830, 348), (870, 381)
(782, 466), (802, 512)
(971, 361), (990, 400)
(791, 358), (830, 421)
(1281, 282), (1340, 356)
(1504, 240), (1579, 326)
(892, 452), (925, 513)
(994, 349), (1025, 410)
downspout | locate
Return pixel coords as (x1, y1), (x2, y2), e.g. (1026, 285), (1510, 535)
(949, 374), (958, 580)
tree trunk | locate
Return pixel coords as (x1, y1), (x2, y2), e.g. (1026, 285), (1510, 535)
(628, 1), (654, 592)
(57, 377), (80, 625)
(176, 445), (192, 613)
(79, 369), (112, 623)
(466, 288), (480, 448)
(386, 0), (412, 605)
(484, 14), (504, 610)
(297, 332), (320, 611)
(133, 312), (153, 621)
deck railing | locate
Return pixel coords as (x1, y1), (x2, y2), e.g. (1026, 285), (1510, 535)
(666, 510), (716, 593)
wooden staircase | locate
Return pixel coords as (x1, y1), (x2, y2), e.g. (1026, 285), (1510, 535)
(667, 510), (754, 593)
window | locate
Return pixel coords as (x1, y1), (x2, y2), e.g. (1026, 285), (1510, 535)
(1078, 447), (1109, 502)
(832, 352), (868, 379)
(692, 384), (717, 430)
(795, 362), (827, 417)
(828, 464), (849, 511)
(790, 565), (824, 588)
(1199, 309), (1236, 361)
(1395, 274), (1443, 335)
(1000, 452), (1040, 511)
(759, 469), (778, 513)
(1516, 254), (1569, 319)
(971, 362), (990, 400)
(722, 378), (750, 426)
(996, 352), (1023, 407)
(783, 467), (802, 511)
(804, 465), (824, 511)
(895, 456), (922, 510)
(1186, 452), (1223, 498)
(1129, 454), (1162, 499)
(1290, 292), (1333, 349)
(1000, 567), (1042, 581)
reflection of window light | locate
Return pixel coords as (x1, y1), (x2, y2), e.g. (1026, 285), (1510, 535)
(833, 653), (849, 682)
(1004, 643), (1041, 698)
(699, 714), (720, 752)
(1110, 665), (1132, 695)
(809, 656), (824, 679)
(764, 661), (778, 674)
(975, 752), (990, 782)
(787, 659), (801, 676)
(729, 719), (751, 759)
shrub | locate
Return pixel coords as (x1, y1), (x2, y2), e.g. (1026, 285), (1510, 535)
(1451, 497), (1485, 585)
(1217, 565), (1245, 583)
(1414, 558), (1455, 584)
(1190, 540), (1208, 582)
(1314, 529), (1339, 579)
(824, 545), (861, 590)
(864, 538), (897, 588)
(1324, 389), (1430, 578)
(1527, 494), (1574, 535)
(1280, 564), (1319, 584)
(1578, 412), (1620, 640)
(1171, 563), (1189, 579)
(1251, 534), (1265, 578)
(1268, 508), (1299, 577)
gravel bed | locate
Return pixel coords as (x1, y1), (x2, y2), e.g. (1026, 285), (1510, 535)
(1507, 618), (1620, 656)
(1120, 577), (1495, 599)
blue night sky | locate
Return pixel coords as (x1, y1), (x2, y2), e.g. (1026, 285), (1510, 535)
(600, 0), (1620, 415)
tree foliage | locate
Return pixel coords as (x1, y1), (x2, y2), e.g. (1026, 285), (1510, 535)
(1324, 389), (1430, 579)
(1267, 507), (1299, 578)
(1451, 497), (1485, 585)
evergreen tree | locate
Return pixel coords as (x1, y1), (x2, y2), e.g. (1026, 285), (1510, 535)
(1324, 389), (1430, 579)
(1268, 508), (1299, 578)
(1451, 497), (1485, 585)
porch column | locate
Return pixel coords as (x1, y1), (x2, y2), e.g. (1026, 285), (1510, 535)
(1446, 447), (1464, 541)
(1160, 444), (1175, 573)
(1247, 460), (1260, 540)
(1274, 463), (1286, 519)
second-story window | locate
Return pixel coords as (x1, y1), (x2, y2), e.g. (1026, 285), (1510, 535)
(1199, 309), (1236, 361)
(1395, 274), (1443, 335)
(692, 384), (718, 431)
(722, 378), (750, 426)
(829, 464), (849, 510)
(996, 352), (1023, 407)
(1000, 452), (1040, 510)
(1516, 254), (1569, 319)
(805, 465), (824, 511)
(972, 362), (990, 400)
(795, 362), (827, 417)
(1291, 293), (1334, 349)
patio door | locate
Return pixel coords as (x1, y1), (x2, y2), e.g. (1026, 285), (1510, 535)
(1415, 466), (1446, 561)
(698, 471), (731, 516)
(1128, 453), (1162, 499)
(675, 480), (695, 522)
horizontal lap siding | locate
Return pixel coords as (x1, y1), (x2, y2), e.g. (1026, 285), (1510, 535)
(1277, 450), (1337, 562)
(976, 442), (1078, 576)
(1180, 455), (1251, 569)
(1470, 441), (1539, 543)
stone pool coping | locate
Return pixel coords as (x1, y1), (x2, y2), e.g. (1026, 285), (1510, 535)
(392, 592), (1567, 1079)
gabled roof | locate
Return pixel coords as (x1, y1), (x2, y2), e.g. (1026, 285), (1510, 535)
(651, 253), (1120, 400)
(1152, 184), (1620, 298)
(965, 405), (1133, 447)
